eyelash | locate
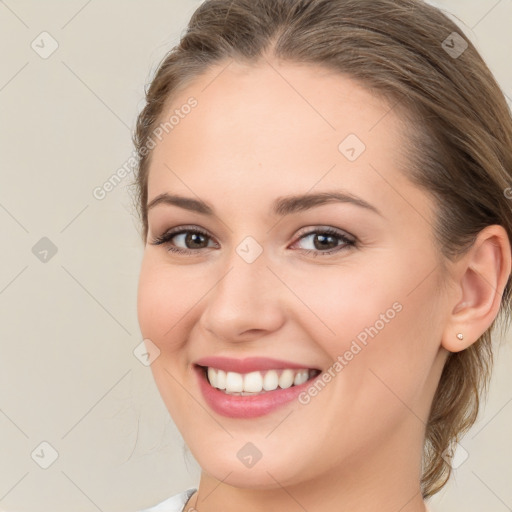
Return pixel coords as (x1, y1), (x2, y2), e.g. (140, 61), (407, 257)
(150, 225), (356, 257)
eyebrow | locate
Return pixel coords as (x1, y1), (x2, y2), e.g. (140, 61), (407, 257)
(146, 190), (382, 217)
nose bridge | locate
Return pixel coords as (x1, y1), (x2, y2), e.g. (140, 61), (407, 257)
(216, 237), (273, 308)
(200, 235), (285, 339)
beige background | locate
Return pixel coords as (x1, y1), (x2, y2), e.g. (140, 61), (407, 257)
(0, 1), (511, 511)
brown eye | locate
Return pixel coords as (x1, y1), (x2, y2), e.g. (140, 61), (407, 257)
(292, 227), (356, 256)
(151, 226), (218, 254)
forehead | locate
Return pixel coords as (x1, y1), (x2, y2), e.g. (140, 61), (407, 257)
(153, 59), (398, 159)
(146, 59), (430, 223)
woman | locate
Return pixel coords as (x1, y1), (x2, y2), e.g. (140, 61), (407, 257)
(132, 0), (512, 510)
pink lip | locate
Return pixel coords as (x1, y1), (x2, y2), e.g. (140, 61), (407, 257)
(193, 356), (318, 374)
(193, 363), (322, 419)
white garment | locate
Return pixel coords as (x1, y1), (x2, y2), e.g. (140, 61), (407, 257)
(138, 488), (197, 512)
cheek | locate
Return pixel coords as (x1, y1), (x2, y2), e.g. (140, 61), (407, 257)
(284, 263), (398, 351)
(137, 256), (197, 350)
(137, 257), (195, 417)
(294, 260), (438, 405)
(137, 259), (167, 342)
(341, 277), (441, 422)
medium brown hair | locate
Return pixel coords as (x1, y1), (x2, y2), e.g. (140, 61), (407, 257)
(131, 0), (512, 498)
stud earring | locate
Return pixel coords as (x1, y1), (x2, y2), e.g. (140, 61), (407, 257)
(456, 333), (464, 340)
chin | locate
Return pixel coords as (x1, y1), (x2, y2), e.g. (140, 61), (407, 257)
(206, 465), (301, 489)
(194, 444), (312, 489)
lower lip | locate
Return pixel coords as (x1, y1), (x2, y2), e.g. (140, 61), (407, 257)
(194, 365), (320, 418)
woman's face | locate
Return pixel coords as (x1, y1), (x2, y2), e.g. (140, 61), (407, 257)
(137, 60), (452, 489)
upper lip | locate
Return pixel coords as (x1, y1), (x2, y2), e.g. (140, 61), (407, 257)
(194, 356), (320, 374)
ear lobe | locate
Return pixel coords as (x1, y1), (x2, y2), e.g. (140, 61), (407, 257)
(441, 225), (512, 353)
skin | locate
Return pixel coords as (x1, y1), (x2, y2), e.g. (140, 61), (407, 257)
(136, 58), (511, 512)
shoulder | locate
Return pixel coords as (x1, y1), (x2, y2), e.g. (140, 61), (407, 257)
(137, 488), (197, 512)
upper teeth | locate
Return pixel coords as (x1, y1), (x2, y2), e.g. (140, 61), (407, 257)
(206, 367), (313, 394)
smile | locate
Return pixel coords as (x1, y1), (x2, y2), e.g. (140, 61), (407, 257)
(192, 357), (323, 418)
(203, 366), (320, 395)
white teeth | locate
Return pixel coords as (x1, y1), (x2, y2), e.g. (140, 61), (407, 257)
(207, 367), (216, 388)
(225, 371), (243, 392)
(243, 371), (263, 392)
(205, 367), (315, 394)
(278, 369), (295, 389)
(263, 370), (279, 391)
(294, 370), (309, 386)
(217, 369), (226, 389)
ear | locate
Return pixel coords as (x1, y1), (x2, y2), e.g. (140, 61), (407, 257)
(441, 224), (512, 353)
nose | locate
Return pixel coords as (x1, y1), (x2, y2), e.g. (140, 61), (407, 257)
(198, 247), (286, 343)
